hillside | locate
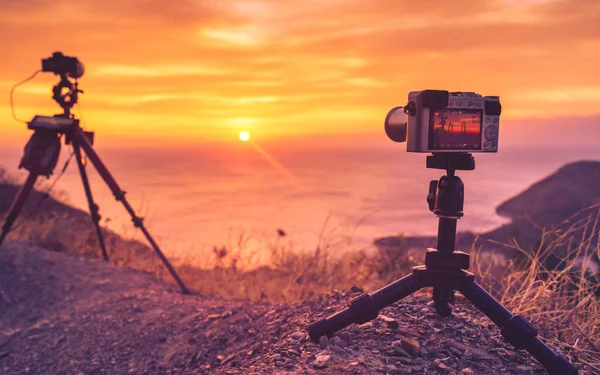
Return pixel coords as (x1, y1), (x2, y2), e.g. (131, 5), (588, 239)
(495, 161), (600, 225)
(0, 168), (157, 267)
(0, 241), (592, 375)
(482, 161), (600, 259)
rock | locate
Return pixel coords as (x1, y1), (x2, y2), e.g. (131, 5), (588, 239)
(329, 336), (346, 348)
(419, 346), (429, 356)
(464, 345), (502, 363)
(387, 344), (411, 358)
(206, 313), (220, 321)
(313, 354), (331, 369)
(290, 331), (305, 341)
(400, 338), (420, 357)
(434, 359), (450, 371)
(318, 336), (329, 348)
(459, 368), (475, 375)
(350, 286), (364, 293)
(378, 315), (399, 329)
(398, 357), (414, 365)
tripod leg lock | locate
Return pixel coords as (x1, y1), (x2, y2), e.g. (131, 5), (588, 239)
(501, 315), (538, 350)
(113, 190), (126, 201)
(348, 293), (379, 324)
(90, 203), (101, 222)
(131, 216), (144, 228)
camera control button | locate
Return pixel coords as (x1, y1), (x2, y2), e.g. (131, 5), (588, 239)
(468, 101), (473, 107)
(493, 117), (498, 124)
(485, 141), (491, 148)
(492, 141), (497, 147)
(485, 117), (490, 124)
(485, 125), (498, 141)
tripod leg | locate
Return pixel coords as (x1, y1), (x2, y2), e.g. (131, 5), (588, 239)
(308, 272), (422, 341)
(72, 128), (190, 295)
(460, 281), (578, 375)
(71, 140), (110, 262)
(432, 285), (454, 317)
(0, 173), (38, 248)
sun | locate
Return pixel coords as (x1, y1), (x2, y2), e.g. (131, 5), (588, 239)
(239, 131), (250, 142)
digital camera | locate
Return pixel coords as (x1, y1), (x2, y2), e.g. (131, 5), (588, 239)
(385, 90), (501, 153)
(42, 51), (85, 79)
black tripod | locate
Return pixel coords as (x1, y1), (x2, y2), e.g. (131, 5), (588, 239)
(0, 70), (190, 295)
(307, 153), (577, 375)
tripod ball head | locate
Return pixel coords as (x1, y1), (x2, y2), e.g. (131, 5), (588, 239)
(42, 52), (84, 79)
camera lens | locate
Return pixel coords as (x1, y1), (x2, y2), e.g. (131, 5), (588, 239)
(384, 106), (407, 143)
(71, 59), (85, 79)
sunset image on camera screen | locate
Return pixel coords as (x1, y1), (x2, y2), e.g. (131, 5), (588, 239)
(430, 109), (482, 150)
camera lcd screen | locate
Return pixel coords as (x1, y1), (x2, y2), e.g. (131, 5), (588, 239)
(429, 108), (482, 150)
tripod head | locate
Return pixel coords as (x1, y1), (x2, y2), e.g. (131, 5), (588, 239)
(42, 51), (85, 117)
(52, 73), (83, 118)
(426, 153), (474, 220)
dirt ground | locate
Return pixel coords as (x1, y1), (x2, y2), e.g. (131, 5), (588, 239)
(0, 241), (593, 375)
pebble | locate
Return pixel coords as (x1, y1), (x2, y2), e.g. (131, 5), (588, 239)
(398, 357), (414, 365)
(400, 338), (420, 357)
(434, 359), (450, 370)
(313, 354), (331, 369)
(318, 336), (329, 348)
(206, 314), (220, 321)
(350, 286), (364, 293)
(378, 315), (400, 329)
(290, 332), (305, 341)
(330, 336), (347, 348)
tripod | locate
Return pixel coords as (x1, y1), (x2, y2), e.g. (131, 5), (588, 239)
(0, 72), (190, 295)
(307, 153), (577, 375)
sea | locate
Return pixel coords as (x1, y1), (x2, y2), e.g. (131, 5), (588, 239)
(1, 137), (599, 265)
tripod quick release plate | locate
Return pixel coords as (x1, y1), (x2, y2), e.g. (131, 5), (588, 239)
(28, 115), (78, 132)
(426, 153), (475, 171)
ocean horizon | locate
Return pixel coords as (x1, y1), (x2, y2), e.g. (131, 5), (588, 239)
(1, 139), (599, 262)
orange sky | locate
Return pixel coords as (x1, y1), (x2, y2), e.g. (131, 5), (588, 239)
(1, 0), (599, 146)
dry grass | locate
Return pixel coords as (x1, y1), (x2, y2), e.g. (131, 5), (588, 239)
(472, 208), (600, 372)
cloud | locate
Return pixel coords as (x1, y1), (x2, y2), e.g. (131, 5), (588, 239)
(1, 0), (599, 142)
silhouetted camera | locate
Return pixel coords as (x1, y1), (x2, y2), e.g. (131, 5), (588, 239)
(385, 90), (501, 153)
(42, 52), (84, 79)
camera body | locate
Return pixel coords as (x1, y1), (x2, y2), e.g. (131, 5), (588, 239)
(385, 90), (501, 153)
(42, 52), (84, 79)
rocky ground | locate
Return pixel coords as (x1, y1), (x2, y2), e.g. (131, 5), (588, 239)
(0, 241), (595, 375)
